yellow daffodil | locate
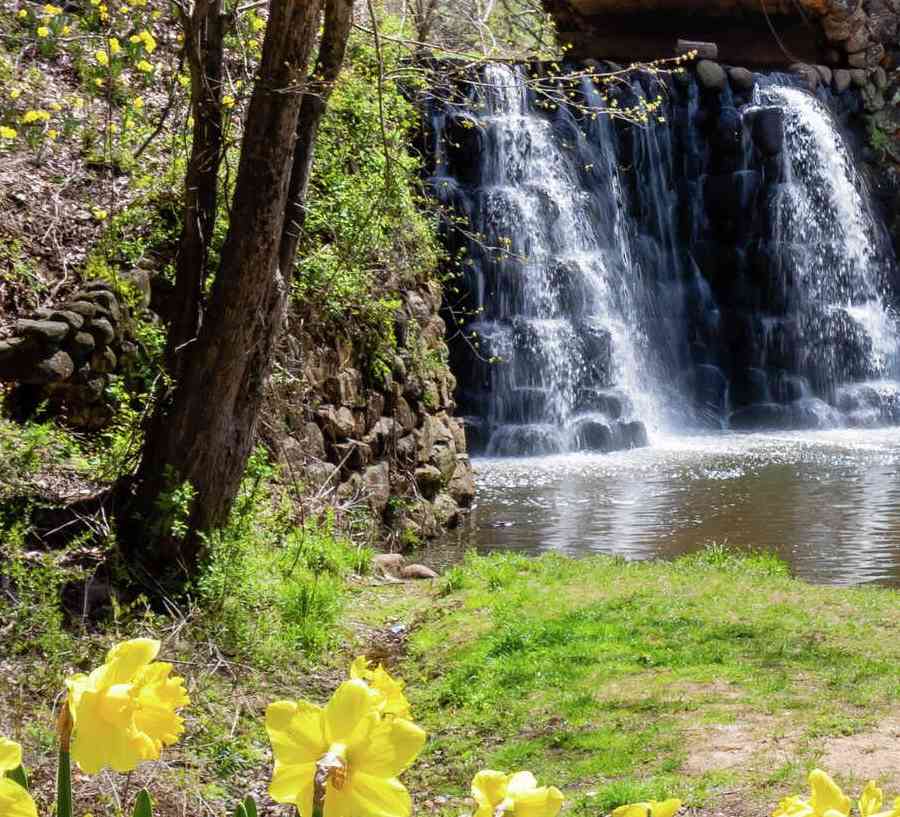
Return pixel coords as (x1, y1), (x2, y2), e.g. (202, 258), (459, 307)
(135, 59), (153, 73)
(17, 8), (28, 18)
(36, 25), (50, 37)
(109, 37), (121, 54)
(151, 9), (160, 19)
(71, 96), (84, 108)
(472, 770), (563, 817)
(49, 101), (62, 111)
(94, 77), (104, 87)
(221, 94), (235, 108)
(266, 679), (426, 817)
(9, 88), (21, 99)
(858, 783), (900, 817)
(0, 738), (37, 817)
(43, 3), (62, 13)
(21, 110), (50, 123)
(95, 50), (108, 66)
(47, 128), (58, 140)
(133, 96), (144, 109)
(349, 657), (412, 720)
(612, 801), (682, 817)
(0, 126), (17, 139)
(177, 73), (190, 87)
(129, 33), (142, 43)
(61, 23), (70, 33)
(772, 770), (851, 817)
(250, 14), (265, 30)
(139, 30), (157, 52)
(65, 638), (190, 774)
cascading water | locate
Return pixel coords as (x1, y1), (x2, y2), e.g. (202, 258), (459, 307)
(430, 62), (900, 455)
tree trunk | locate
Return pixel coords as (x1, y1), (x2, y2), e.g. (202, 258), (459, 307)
(126, 0), (328, 580)
(167, 0), (225, 376)
(278, 0), (355, 275)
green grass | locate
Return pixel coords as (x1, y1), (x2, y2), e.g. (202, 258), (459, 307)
(355, 550), (900, 815)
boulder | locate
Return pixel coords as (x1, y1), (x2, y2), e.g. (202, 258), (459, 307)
(316, 404), (356, 441)
(415, 465), (443, 500)
(400, 563), (439, 580)
(34, 350), (75, 383)
(696, 60), (727, 91)
(448, 458), (476, 507)
(49, 310), (85, 331)
(304, 421), (326, 460)
(61, 300), (98, 319)
(362, 461), (391, 516)
(87, 317), (116, 346)
(748, 107), (784, 156)
(432, 492), (461, 528)
(90, 347), (117, 373)
(727, 66), (754, 91)
(833, 69), (852, 92)
(431, 441), (457, 481)
(849, 68), (867, 87)
(16, 319), (69, 343)
(789, 63), (818, 91)
(814, 65), (833, 85)
(70, 331), (96, 357)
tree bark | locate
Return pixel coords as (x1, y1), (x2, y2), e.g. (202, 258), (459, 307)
(278, 0), (355, 276)
(126, 0), (329, 580)
(167, 0), (225, 376)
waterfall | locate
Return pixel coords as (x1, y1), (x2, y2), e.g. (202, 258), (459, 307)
(431, 64), (900, 455)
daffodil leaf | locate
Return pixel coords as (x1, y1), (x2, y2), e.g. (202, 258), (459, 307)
(242, 795), (258, 817)
(132, 789), (153, 817)
(232, 803), (248, 817)
(5, 764), (28, 791)
(56, 749), (73, 817)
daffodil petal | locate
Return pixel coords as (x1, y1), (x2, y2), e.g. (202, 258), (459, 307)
(809, 770), (851, 817)
(353, 718), (426, 777)
(100, 638), (160, 686)
(269, 759), (316, 812)
(350, 773), (412, 817)
(513, 786), (565, 817)
(324, 680), (376, 745)
(0, 779), (37, 817)
(472, 770), (509, 814)
(773, 796), (814, 817)
(266, 700), (326, 767)
(651, 799), (682, 817)
(612, 804), (652, 817)
(507, 771), (539, 796)
(324, 781), (353, 817)
(860, 782), (884, 817)
(350, 656), (371, 680)
(0, 738), (22, 773)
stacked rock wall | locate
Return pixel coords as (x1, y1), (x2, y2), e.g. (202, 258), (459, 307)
(266, 279), (476, 545)
(0, 281), (133, 428)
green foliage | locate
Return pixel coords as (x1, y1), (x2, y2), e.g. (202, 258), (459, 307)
(195, 448), (373, 664)
(677, 541), (789, 577)
(294, 26), (442, 382)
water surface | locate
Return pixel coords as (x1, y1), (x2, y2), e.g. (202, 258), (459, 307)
(434, 429), (900, 587)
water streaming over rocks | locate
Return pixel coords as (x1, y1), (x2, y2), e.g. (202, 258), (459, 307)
(430, 63), (900, 455)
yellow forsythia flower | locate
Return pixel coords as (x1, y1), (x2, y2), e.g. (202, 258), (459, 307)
(43, 3), (62, 13)
(61, 23), (70, 33)
(135, 59), (153, 72)
(95, 50), (108, 66)
(71, 95), (84, 108)
(65, 638), (190, 774)
(17, 8), (28, 18)
(9, 88), (21, 99)
(0, 737), (38, 817)
(36, 25), (50, 37)
(250, 14), (265, 30)
(472, 771), (564, 817)
(613, 800), (682, 817)
(92, 208), (108, 220)
(266, 679), (426, 817)
(350, 656), (412, 719)
(94, 77), (104, 87)
(0, 126), (17, 139)
(221, 94), (235, 108)
(21, 110), (50, 123)
(49, 101), (62, 111)
(139, 30), (157, 52)
(109, 36), (121, 54)
(133, 96), (144, 109)
(47, 128), (58, 139)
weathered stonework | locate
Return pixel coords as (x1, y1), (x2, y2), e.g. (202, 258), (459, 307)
(265, 280), (476, 545)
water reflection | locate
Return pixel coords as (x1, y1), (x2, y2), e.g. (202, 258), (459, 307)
(429, 429), (900, 586)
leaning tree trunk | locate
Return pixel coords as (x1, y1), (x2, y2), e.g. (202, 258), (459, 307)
(166, 0), (225, 378)
(125, 0), (329, 580)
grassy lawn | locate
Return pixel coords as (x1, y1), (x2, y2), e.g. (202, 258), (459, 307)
(3, 547), (898, 816)
(349, 548), (900, 817)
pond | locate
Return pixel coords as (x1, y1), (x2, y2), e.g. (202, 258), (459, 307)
(429, 428), (900, 587)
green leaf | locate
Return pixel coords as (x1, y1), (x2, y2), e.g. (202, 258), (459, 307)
(6, 764), (28, 791)
(132, 788), (153, 817)
(233, 804), (248, 817)
(242, 796), (258, 817)
(56, 749), (73, 817)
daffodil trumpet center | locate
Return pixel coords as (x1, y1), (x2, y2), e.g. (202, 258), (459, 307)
(494, 798), (515, 817)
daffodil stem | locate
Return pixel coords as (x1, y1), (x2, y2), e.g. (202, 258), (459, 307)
(313, 752), (345, 817)
(57, 702), (74, 817)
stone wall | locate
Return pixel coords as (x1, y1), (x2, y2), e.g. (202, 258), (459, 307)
(265, 280), (476, 545)
(0, 280), (134, 428)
